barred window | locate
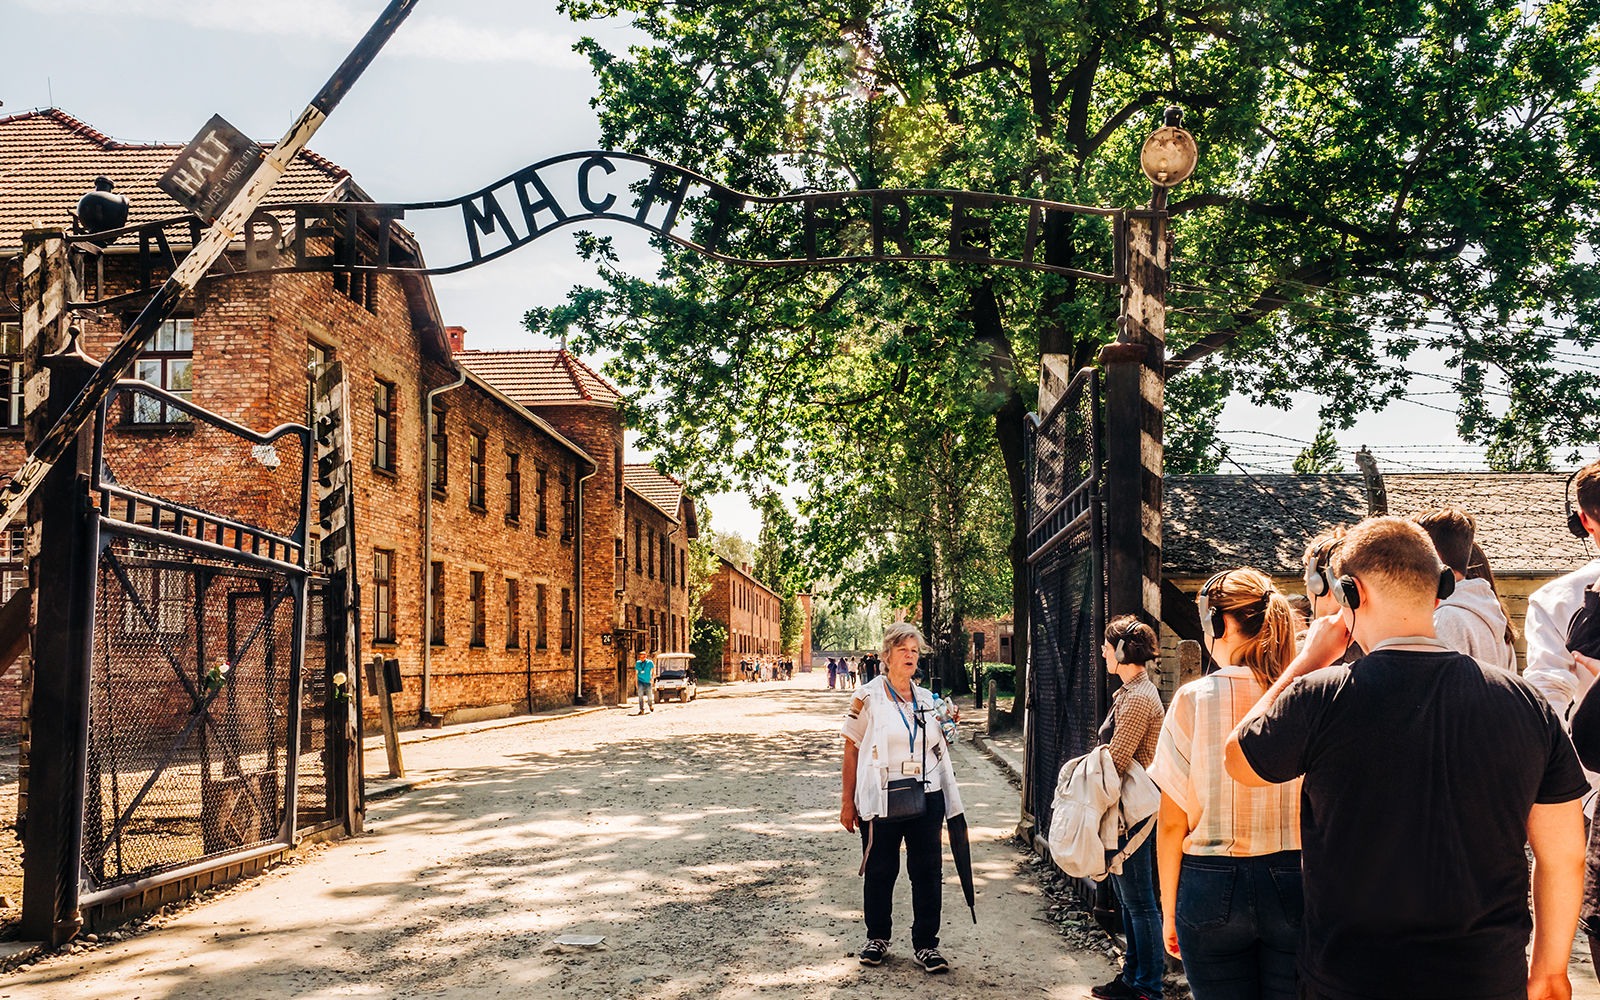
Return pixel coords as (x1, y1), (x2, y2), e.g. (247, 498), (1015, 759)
(468, 433), (487, 509)
(648, 527), (655, 580)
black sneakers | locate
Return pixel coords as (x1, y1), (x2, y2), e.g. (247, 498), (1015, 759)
(1091, 978), (1137, 999)
(914, 948), (950, 973)
(859, 939), (890, 966)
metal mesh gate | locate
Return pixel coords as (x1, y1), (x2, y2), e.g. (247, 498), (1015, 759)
(1026, 368), (1103, 841)
(85, 536), (298, 886)
(70, 379), (346, 903)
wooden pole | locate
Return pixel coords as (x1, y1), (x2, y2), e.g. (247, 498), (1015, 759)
(375, 657), (404, 779)
(1099, 192), (1168, 650)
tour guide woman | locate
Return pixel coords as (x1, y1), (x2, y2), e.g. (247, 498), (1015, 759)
(840, 622), (963, 974)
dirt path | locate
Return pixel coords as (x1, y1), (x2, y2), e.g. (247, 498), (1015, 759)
(6, 676), (1113, 999)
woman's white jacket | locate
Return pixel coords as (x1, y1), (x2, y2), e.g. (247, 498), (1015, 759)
(845, 676), (964, 821)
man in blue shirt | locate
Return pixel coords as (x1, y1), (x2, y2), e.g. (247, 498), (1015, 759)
(635, 649), (655, 715)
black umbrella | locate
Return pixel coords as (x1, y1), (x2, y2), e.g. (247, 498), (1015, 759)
(947, 812), (977, 923)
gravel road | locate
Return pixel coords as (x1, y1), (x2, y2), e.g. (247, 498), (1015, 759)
(6, 675), (1112, 999)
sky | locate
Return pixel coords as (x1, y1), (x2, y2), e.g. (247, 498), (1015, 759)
(2, 0), (1595, 539)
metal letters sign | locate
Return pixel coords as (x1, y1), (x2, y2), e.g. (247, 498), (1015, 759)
(157, 114), (265, 223)
(102, 151), (1126, 286)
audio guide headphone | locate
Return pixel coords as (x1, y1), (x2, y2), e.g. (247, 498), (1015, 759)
(1197, 571), (1272, 641)
(1567, 469), (1589, 539)
(1113, 638), (1129, 663)
(1331, 566), (1455, 611)
(1304, 540), (1337, 598)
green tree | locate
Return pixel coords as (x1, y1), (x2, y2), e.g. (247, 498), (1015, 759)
(1293, 422), (1346, 475)
(538, 0), (1600, 707)
(689, 617), (727, 681)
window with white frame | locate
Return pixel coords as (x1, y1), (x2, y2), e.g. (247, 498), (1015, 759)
(131, 319), (193, 424)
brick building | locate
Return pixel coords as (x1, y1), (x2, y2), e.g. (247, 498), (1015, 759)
(699, 558), (782, 681)
(0, 109), (700, 729)
(619, 463), (698, 659)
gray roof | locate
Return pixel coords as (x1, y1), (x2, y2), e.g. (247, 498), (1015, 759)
(1163, 473), (1592, 578)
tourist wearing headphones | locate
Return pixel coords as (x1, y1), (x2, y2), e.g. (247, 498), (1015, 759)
(1090, 616), (1165, 1000)
(1224, 516), (1587, 1000)
(1413, 507), (1517, 672)
(1300, 528), (1361, 663)
(1524, 460), (1600, 722)
(1149, 569), (1302, 1000)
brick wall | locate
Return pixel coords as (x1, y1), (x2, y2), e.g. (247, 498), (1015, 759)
(619, 489), (692, 660)
(0, 247), (642, 736)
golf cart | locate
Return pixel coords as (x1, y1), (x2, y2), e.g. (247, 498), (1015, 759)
(653, 653), (697, 703)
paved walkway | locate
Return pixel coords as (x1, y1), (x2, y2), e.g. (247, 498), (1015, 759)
(6, 677), (1112, 999)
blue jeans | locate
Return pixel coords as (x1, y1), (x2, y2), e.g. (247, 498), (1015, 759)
(1109, 828), (1163, 998)
(1174, 851), (1302, 1000)
(636, 680), (651, 711)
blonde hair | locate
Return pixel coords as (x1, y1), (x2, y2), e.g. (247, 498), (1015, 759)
(882, 622), (928, 657)
(1208, 568), (1296, 688)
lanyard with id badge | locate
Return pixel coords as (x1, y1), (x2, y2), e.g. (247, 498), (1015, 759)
(883, 684), (928, 820)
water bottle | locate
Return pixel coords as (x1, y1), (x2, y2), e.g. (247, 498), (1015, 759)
(933, 694), (958, 744)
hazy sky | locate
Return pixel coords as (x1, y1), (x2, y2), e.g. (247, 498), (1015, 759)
(3, 0), (1593, 543)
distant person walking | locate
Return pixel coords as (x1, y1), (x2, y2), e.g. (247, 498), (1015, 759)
(634, 649), (655, 715)
(828, 657), (839, 689)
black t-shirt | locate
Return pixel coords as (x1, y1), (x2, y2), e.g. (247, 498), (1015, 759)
(1238, 649), (1588, 1000)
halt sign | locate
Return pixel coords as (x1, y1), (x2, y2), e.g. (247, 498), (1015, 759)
(157, 114), (264, 222)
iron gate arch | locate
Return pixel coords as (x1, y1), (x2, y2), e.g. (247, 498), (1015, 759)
(1024, 367), (1105, 845)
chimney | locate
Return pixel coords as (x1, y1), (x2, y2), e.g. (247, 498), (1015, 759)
(1354, 447), (1387, 516)
(445, 326), (466, 353)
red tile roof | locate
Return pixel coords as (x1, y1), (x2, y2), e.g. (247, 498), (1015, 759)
(455, 350), (623, 406)
(624, 464), (685, 522)
(0, 108), (349, 252)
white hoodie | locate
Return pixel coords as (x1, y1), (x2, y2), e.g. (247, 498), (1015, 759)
(1434, 576), (1518, 673)
(1524, 557), (1600, 720)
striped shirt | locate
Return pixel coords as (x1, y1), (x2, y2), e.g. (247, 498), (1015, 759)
(1149, 665), (1301, 856)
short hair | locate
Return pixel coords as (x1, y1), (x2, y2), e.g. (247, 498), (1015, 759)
(1331, 516), (1446, 604)
(1578, 460), (1600, 523)
(1105, 615), (1158, 665)
(1286, 593), (1313, 619)
(1412, 507), (1476, 575)
(882, 622), (928, 657)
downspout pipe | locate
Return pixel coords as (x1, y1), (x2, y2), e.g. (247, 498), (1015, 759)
(573, 462), (598, 703)
(421, 364), (468, 722)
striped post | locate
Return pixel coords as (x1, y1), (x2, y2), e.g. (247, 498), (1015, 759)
(1098, 199), (1167, 649)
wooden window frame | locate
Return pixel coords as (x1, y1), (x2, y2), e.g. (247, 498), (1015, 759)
(468, 433), (487, 510)
(373, 548), (395, 644)
(469, 570), (486, 647)
(505, 577), (520, 649)
(373, 379), (396, 473)
(560, 588), (573, 652)
(536, 583), (548, 650)
(429, 561), (445, 646)
(430, 406), (448, 496)
(506, 452), (521, 523)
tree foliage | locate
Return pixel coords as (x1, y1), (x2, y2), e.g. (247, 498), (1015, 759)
(538, 0), (1600, 702)
(1293, 422), (1346, 474)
